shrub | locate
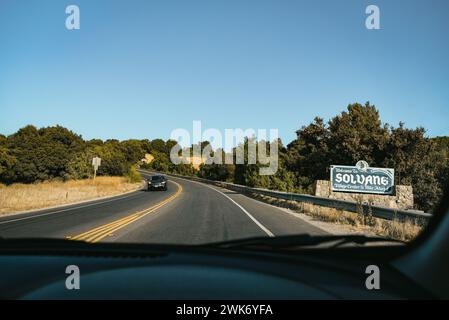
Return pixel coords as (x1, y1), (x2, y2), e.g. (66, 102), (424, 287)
(126, 165), (142, 183)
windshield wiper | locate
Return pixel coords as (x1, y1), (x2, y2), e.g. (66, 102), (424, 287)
(203, 234), (404, 250)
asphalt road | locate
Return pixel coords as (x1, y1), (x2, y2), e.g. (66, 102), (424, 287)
(0, 172), (328, 244)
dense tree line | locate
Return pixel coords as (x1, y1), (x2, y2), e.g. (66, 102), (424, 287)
(284, 103), (447, 212)
(1, 103), (448, 211)
(0, 125), (159, 183)
(198, 103), (448, 212)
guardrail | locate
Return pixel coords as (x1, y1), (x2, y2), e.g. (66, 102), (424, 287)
(138, 169), (432, 222)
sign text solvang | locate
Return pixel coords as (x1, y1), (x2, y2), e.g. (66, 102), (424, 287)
(330, 161), (394, 195)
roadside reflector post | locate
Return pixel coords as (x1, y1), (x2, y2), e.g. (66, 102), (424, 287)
(92, 157), (102, 179)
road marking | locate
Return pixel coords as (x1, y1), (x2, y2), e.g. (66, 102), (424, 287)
(173, 176), (275, 237)
(67, 181), (183, 243)
(0, 189), (142, 225)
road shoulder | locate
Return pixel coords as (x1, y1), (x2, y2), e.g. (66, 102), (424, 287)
(0, 183), (144, 220)
(210, 184), (375, 236)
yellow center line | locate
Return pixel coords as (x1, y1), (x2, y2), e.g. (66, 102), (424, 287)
(86, 191), (180, 243)
(67, 181), (182, 243)
(68, 214), (140, 240)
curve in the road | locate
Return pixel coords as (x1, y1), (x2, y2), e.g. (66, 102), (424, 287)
(0, 173), (329, 244)
(175, 177), (275, 237)
(68, 181), (183, 243)
(0, 180), (181, 239)
(110, 175), (329, 244)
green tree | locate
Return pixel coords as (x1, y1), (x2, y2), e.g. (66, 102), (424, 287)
(199, 149), (235, 182)
(150, 139), (167, 154)
(327, 102), (388, 166)
(120, 139), (146, 164)
(433, 137), (449, 193)
(6, 125), (84, 182)
(0, 145), (16, 183)
(286, 117), (330, 187)
(383, 124), (444, 211)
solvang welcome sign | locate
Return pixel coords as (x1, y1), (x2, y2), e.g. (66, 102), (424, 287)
(330, 161), (395, 195)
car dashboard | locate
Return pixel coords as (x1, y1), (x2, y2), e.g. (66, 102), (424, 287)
(0, 241), (432, 300)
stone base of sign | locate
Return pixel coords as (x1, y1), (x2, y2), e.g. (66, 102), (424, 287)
(313, 180), (414, 210)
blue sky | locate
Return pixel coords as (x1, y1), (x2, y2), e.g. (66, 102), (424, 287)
(1, 0), (448, 145)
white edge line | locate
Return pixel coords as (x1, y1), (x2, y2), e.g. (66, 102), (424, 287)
(0, 188), (143, 225)
(172, 176), (275, 237)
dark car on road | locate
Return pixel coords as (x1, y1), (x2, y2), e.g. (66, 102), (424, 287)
(146, 175), (167, 191)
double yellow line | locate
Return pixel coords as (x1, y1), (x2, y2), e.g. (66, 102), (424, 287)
(67, 181), (182, 243)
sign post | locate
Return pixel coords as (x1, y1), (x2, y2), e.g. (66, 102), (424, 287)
(330, 161), (394, 195)
(92, 157), (101, 179)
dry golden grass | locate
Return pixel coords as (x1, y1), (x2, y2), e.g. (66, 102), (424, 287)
(0, 177), (142, 215)
(249, 192), (423, 242)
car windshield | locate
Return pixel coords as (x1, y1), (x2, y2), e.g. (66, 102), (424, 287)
(0, 0), (447, 250)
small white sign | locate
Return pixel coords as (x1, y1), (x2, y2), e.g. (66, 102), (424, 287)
(92, 157), (101, 178)
(92, 157), (101, 168)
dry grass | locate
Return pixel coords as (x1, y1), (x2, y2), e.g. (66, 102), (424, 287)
(0, 177), (142, 215)
(248, 192), (424, 242)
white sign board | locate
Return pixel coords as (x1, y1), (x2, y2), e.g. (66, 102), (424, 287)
(92, 157), (101, 168)
(330, 161), (395, 195)
(92, 157), (101, 178)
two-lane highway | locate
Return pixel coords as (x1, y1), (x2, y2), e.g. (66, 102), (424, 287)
(0, 173), (328, 244)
